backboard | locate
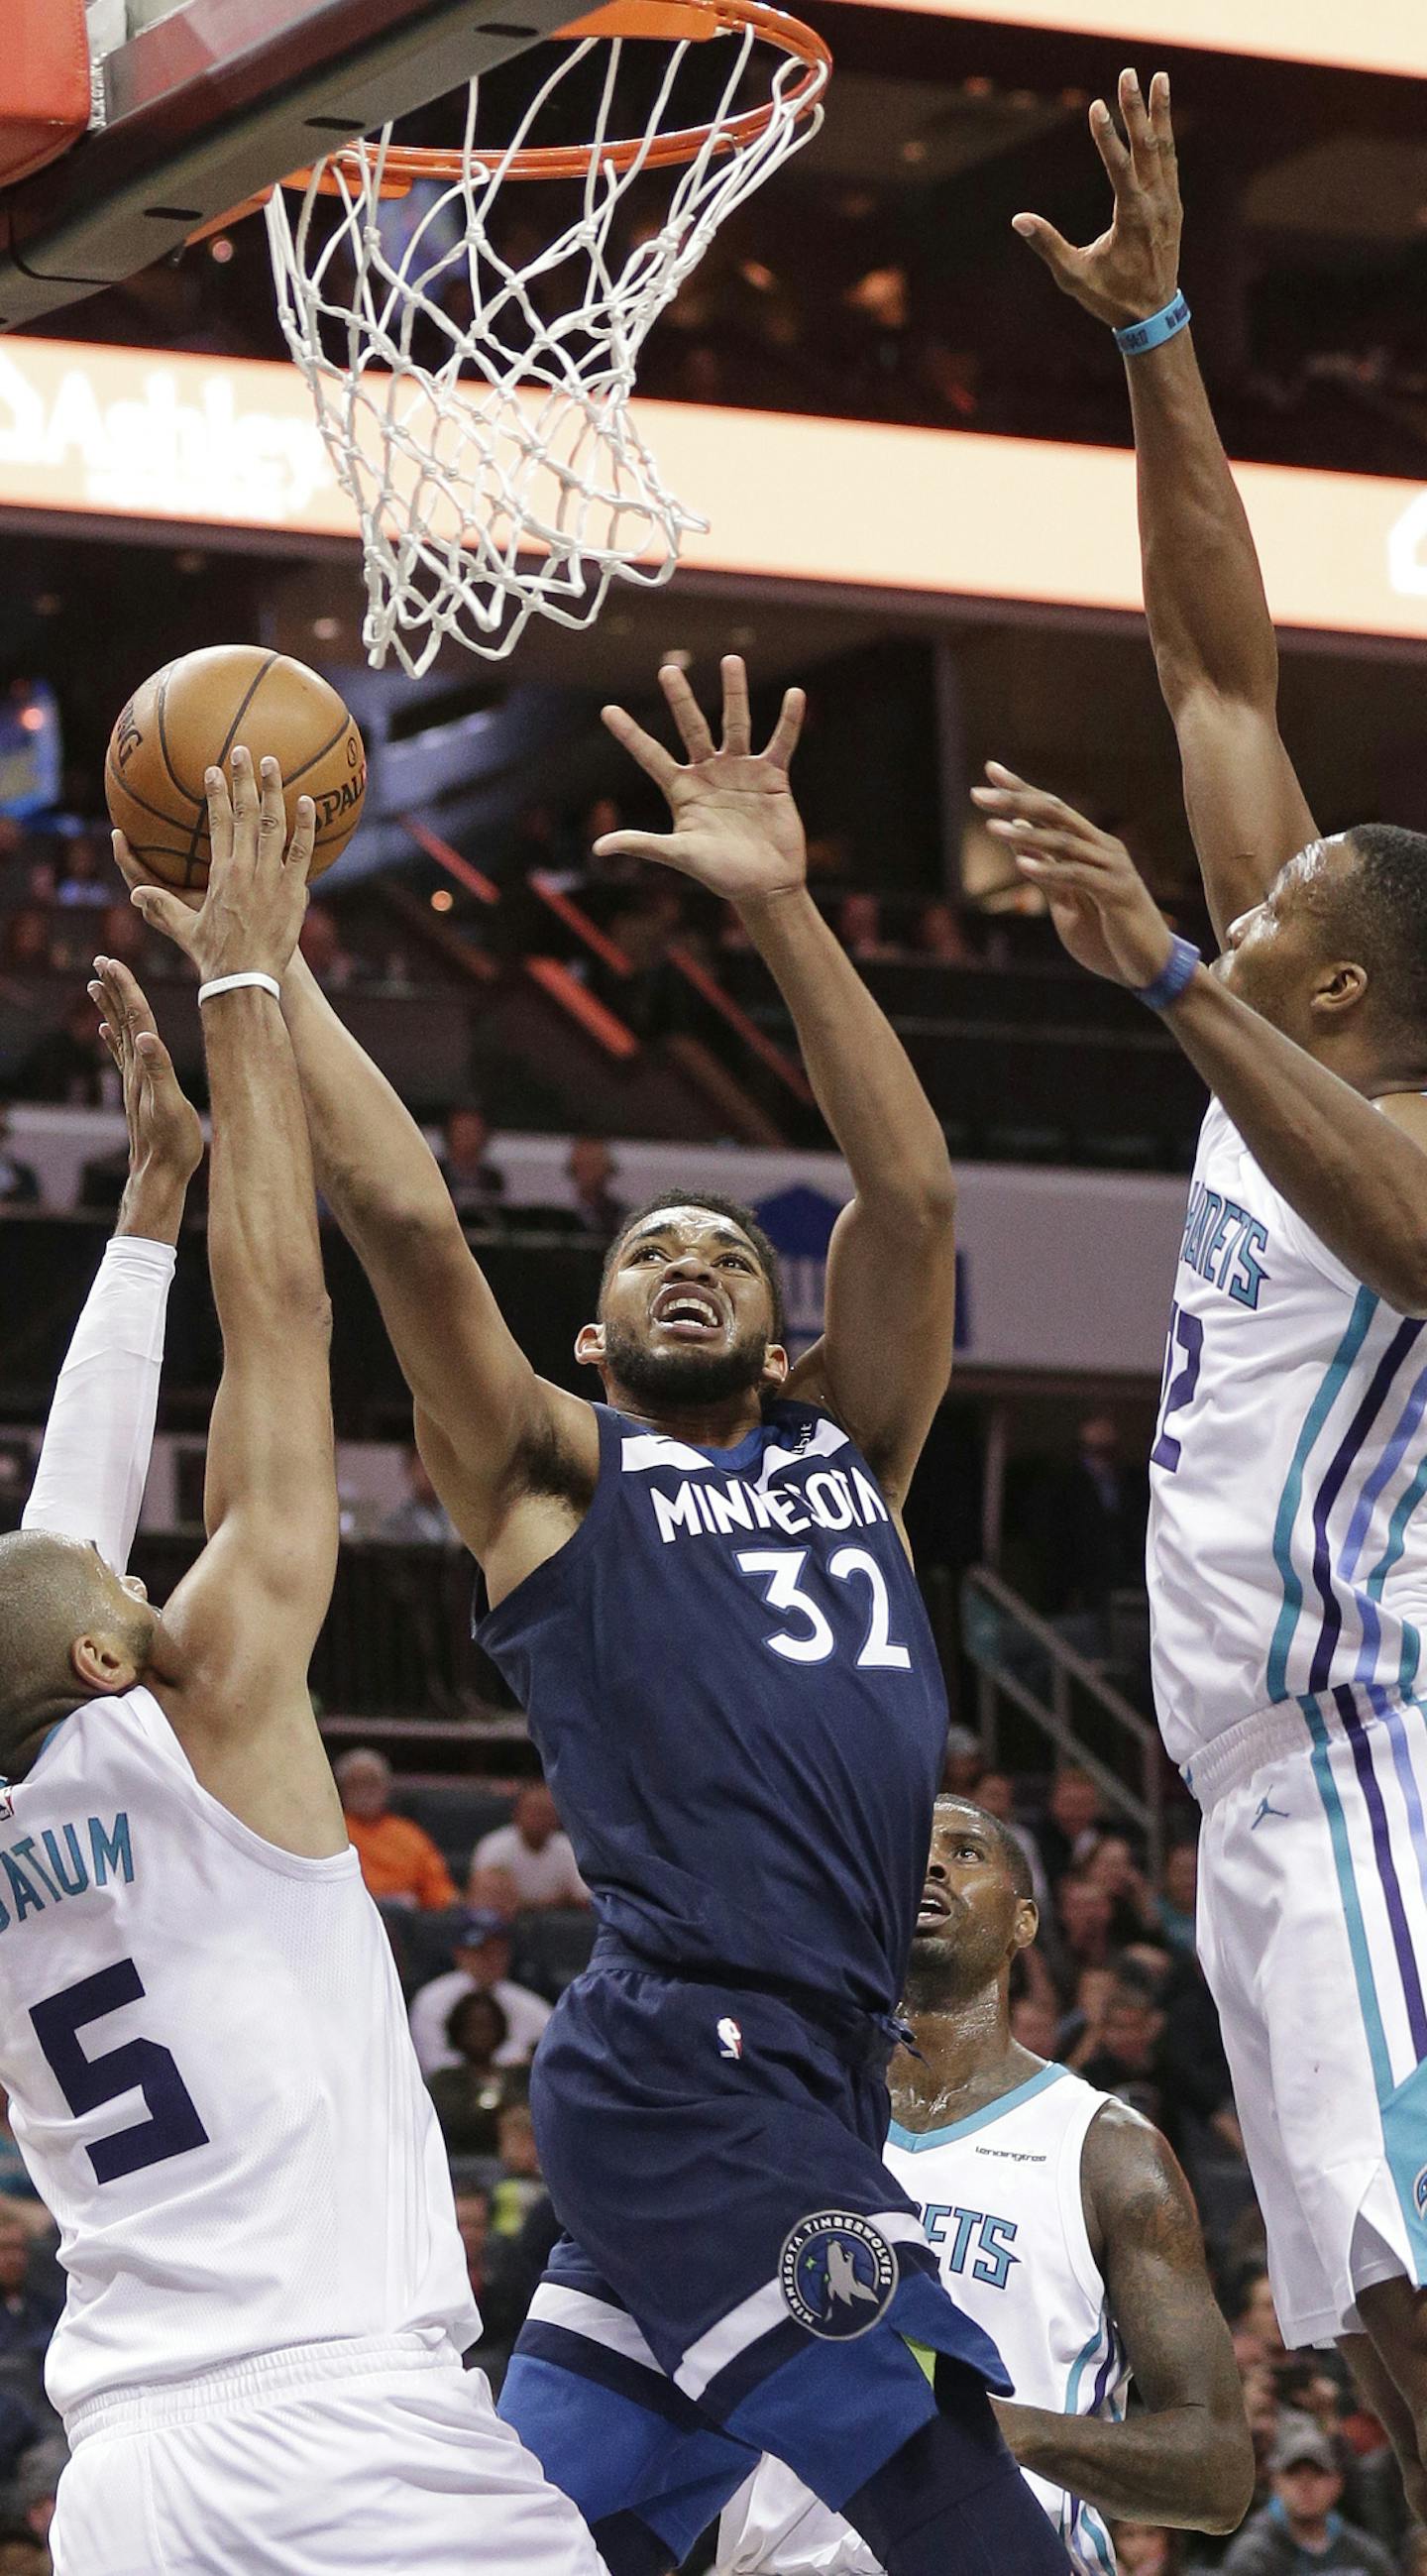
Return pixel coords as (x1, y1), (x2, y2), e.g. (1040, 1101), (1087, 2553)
(0, 0), (579, 329)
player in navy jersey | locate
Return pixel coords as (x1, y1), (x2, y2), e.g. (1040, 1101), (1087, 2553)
(268, 655), (1074, 2575)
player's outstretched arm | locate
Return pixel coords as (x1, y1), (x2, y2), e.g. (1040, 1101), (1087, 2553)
(276, 956), (594, 1565)
(23, 961), (203, 1571)
(1014, 68), (1318, 944)
(599, 656), (956, 1510)
(129, 754), (345, 1852)
(995, 2104), (1254, 2531)
(973, 767), (1427, 1309)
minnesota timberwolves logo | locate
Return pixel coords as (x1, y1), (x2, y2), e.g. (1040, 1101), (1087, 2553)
(780, 2212), (896, 2339)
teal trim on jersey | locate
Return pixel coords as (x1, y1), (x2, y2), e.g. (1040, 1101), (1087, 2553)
(1377, 2058), (1427, 2284)
(887, 2062), (1065, 2152)
(1299, 1691), (1393, 2102)
(1267, 1288), (1379, 1702)
(1061, 2310), (1109, 2416)
(1080, 2514), (1115, 2576)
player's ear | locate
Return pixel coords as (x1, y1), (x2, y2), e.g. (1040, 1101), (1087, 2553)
(70, 1628), (142, 1696)
(575, 1321), (605, 1371)
(1311, 958), (1367, 1020)
(1012, 1898), (1039, 1955)
(760, 1342), (791, 1390)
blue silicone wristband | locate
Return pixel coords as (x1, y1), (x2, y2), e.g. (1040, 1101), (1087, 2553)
(1135, 934), (1201, 1011)
(1114, 290), (1190, 357)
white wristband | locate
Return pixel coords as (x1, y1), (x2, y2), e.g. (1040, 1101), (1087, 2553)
(197, 971), (280, 1006)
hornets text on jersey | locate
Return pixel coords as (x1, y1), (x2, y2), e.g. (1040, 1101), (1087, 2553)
(718, 2063), (1129, 2576)
(1150, 1099), (1427, 1770)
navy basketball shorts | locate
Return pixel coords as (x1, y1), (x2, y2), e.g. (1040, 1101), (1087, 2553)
(498, 1953), (1010, 2567)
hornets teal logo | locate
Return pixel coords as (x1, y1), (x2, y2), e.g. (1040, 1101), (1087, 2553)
(1414, 2167), (1427, 2220)
(780, 2211), (896, 2339)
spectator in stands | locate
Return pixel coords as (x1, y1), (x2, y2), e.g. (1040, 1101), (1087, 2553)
(1231, 2270), (1287, 2367)
(409, 1909), (552, 2075)
(914, 898), (971, 965)
(1036, 1763), (1105, 1886)
(834, 892), (899, 961)
(566, 1137), (623, 1238)
(1085, 1833), (1161, 1947)
(1157, 1838), (1200, 1962)
(425, 1993), (510, 2155)
(1024, 1411), (1150, 1651)
(335, 1747), (457, 1910)
(0, 912), (52, 974)
(379, 1444), (459, 1547)
(1054, 1873), (1115, 1987)
(438, 1104), (505, 1223)
(1222, 2423), (1395, 2575)
(467, 1782), (588, 1913)
(1078, 1971), (1166, 2126)
(0, 2215), (56, 2364)
(11, 995), (113, 1107)
(0, 1115), (39, 1211)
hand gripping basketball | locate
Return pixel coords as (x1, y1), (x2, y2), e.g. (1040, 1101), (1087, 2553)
(122, 749), (315, 989)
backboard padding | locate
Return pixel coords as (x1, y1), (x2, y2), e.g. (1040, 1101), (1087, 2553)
(1, 0), (578, 328)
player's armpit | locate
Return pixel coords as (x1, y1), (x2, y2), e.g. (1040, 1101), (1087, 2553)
(1173, 690), (1320, 949)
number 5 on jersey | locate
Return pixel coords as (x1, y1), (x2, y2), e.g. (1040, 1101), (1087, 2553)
(736, 1547), (912, 1668)
(32, 1959), (209, 2184)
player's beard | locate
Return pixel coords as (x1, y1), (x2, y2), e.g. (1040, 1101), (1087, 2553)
(602, 1315), (770, 1410)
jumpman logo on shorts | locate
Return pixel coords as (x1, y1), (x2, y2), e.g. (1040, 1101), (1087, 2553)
(1251, 1794), (1289, 1830)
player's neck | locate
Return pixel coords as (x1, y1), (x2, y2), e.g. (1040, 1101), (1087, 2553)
(891, 1986), (1041, 2132)
(604, 1381), (769, 1450)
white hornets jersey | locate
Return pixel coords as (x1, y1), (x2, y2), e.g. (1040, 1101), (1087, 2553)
(1149, 1100), (1427, 1770)
(718, 2064), (1128, 2576)
(0, 1686), (479, 2422)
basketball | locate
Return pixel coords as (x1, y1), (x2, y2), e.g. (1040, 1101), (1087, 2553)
(104, 645), (367, 892)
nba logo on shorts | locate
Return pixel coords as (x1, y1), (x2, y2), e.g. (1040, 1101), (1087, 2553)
(780, 2211), (897, 2338)
(1414, 2167), (1427, 2221)
(716, 2017), (743, 2061)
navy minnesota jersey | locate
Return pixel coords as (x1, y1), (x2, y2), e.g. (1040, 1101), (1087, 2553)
(479, 1400), (949, 2017)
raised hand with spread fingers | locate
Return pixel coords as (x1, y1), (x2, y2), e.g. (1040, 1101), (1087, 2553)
(1012, 66), (1180, 330)
(595, 655), (807, 907)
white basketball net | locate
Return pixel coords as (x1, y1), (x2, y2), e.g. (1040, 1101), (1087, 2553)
(266, 23), (825, 674)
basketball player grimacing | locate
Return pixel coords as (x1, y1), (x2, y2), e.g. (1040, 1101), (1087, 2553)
(977, 63), (1427, 2521)
(127, 657), (1076, 2574)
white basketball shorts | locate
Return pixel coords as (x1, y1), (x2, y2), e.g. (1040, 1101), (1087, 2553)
(51, 2332), (609, 2576)
(1191, 1684), (1427, 2348)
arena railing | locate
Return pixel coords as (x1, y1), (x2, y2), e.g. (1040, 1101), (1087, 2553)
(960, 1563), (1167, 1875)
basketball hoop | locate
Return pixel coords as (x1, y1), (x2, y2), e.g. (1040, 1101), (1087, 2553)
(264, 0), (829, 674)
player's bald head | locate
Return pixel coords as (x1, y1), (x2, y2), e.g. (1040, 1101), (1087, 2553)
(933, 1793), (1035, 1901)
(0, 1530), (152, 1763)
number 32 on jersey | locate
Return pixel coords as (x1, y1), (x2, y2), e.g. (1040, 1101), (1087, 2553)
(735, 1546), (912, 1668)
